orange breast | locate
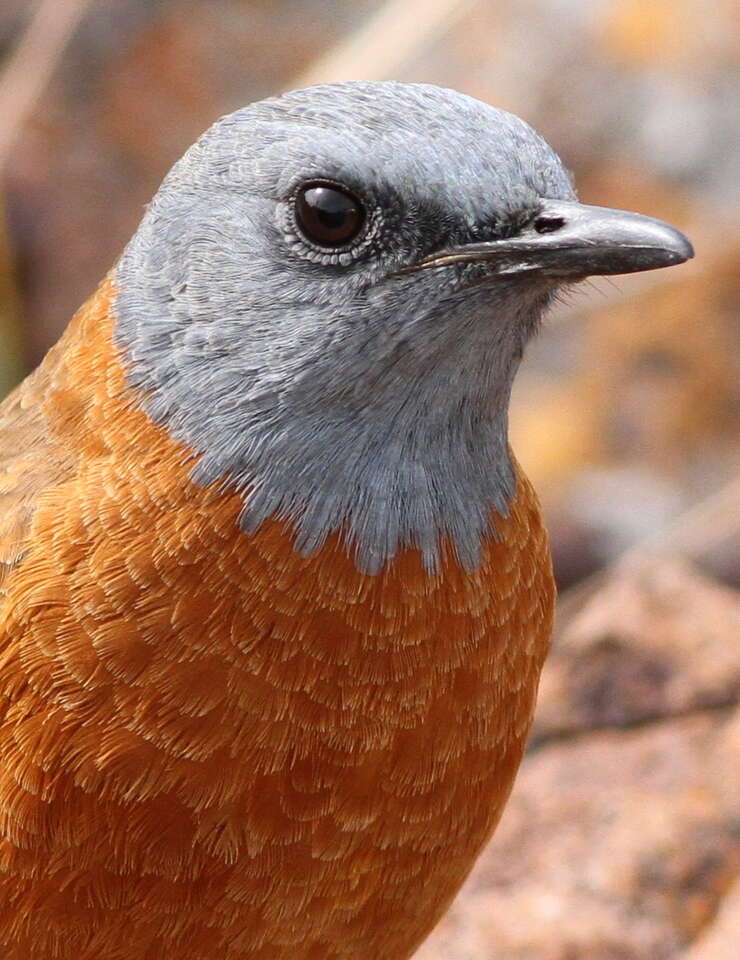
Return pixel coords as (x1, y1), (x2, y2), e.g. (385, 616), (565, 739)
(0, 279), (554, 959)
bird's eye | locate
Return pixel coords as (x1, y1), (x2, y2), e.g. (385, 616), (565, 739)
(294, 181), (366, 248)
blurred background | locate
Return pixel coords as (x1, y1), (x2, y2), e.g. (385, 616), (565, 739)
(1, 1), (738, 957)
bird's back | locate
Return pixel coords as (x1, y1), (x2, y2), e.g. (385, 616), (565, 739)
(0, 278), (553, 959)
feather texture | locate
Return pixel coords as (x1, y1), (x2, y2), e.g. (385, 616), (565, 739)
(0, 279), (553, 958)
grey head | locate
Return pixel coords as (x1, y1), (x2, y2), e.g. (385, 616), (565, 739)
(114, 81), (693, 573)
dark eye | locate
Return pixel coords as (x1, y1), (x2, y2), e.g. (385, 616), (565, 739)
(294, 181), (366, 248)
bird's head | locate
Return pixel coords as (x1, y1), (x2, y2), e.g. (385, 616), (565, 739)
(115, 82), (693, 572)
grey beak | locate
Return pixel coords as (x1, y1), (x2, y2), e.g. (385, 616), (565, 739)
(417, 199), (694, 279)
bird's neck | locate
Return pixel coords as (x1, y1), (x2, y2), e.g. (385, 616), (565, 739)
(213, 394), (516, 574)
(108, 275), (522, 574)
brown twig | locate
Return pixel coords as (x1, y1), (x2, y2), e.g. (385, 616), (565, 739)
(289, 0), (473, 88)
(0, 0), (95, 393)
(0, 0), (95, 169)
(0, 205), (23, 396)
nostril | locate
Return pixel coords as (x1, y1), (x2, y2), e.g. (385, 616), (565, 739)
(534, 216), (565, 234)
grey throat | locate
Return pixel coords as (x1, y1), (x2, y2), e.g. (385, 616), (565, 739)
(113, 81), (577, 573)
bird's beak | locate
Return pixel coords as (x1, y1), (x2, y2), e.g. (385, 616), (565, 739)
(415, 199), (694, 279)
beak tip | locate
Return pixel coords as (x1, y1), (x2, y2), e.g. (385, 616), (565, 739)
(657, 224), (694, 266)
(675, 234), (695, 264)
(573, 210), (696, 276)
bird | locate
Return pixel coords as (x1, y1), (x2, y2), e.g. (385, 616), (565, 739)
(0, 81), (692, 959)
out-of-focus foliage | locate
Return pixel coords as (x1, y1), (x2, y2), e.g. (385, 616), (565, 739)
(0, 2), (738, 955)
(0, 208), (23, 397)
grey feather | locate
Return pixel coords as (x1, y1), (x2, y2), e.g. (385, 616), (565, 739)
(114, 81), (575, 573)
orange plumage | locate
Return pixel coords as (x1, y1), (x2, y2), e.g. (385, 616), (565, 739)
(0, 278), (553, 958)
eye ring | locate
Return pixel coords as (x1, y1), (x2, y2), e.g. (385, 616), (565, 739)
(293, 180), (366, 250)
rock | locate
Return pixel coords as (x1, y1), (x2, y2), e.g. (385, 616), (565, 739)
(679, 874), (740, 960)
(417, 710), (739, 960)
(416, 558), (740, 959)
(534, 556), (740, 741)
